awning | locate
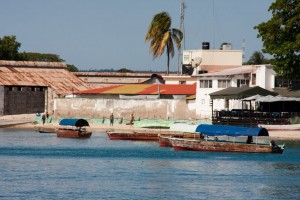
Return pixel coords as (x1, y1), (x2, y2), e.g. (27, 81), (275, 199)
(170, 123), (199, 133)
(59, 118), (90, 127)
(256, 95), (300, 102)
(242, 94), (263, 101)
(210, 86), (277, 100)
(195, 124), (269, 137)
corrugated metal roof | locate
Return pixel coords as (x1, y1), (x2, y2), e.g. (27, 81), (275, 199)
(198, 66), (254, 77)
(0, 60), (91, 95)
(75, 84), (196, 95)
(209, 86), (277, 100)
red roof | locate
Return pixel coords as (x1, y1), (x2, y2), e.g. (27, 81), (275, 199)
(75, 84), (196, 95)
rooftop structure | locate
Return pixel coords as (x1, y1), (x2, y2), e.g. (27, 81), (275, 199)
(0, 60), (91, 95)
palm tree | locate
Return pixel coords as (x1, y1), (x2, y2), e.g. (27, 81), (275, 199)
(145, 12), (183, 75)
(247, 51), (270, 65)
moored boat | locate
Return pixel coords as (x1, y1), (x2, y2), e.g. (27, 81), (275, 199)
(169, 124), (284, 153)
(106, 131), (158, 141)
(158, 133), (200, 147)
(56, 118), (92, 138)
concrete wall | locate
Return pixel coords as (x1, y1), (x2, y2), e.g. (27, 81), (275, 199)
(54, 98), (197, 120)
(183, 50), (243, 66)
(255, 65), (276, 90)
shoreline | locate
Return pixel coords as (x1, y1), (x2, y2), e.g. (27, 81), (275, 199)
(8, 122), (300, 141)
(1, 114), (300, 141)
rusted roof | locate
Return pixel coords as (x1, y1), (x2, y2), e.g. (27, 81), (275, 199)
(0, 60), (91, 95)
(74, 72), (160, 77)
(198, 66), (254, 77)
(75, 84), (196, 95)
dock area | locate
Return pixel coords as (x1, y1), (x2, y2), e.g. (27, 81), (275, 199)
(0, 114), (35, 128)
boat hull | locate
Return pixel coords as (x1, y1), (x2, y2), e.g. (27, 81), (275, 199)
(169, 138), (284, 153)
(106, 131), (158, 141)
(56, 129), (92, 138)
(158, 134), (200, 147)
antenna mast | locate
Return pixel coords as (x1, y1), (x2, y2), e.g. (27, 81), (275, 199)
(242, 39), (246, 64)
(178, 1), (186, 75)
(180, 1), (186, 49)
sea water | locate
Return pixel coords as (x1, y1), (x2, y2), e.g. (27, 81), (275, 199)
(0, 128), (299, 200)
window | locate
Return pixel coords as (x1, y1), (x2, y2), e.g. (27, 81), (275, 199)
(184, 55), (189, 62)
(199, 80), (212, 88)
(218, 80), (230, 88)
(237, 79), (249, 87)
(179, 81), (186, 85)
(17, 87), (22, 91)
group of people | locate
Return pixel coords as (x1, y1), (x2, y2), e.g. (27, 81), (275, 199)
(109, 113), (134, 127)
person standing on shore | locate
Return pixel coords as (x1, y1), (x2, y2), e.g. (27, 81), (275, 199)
(46, 112), (49, 123)
(110, 113), (114, 126)
(42, 113), (46, 125)
(129, 113), (134, 127)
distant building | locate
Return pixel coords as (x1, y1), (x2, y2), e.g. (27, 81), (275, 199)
(74, 72), (165, 88)
(0, 60), (91, 115)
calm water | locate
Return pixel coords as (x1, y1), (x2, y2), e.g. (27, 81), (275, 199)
(0, 129), (299, 200)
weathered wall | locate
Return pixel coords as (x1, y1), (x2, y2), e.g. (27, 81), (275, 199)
(0, 86), (4, 115)
(54, 98), (197, 120)
(3, 86), (45, 115)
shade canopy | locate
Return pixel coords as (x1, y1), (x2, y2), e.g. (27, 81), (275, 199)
(169, 123), (199, 133)
(59, 118), (90, 127)
(210, 86), (277, 100)
(195, 124), (269, 137)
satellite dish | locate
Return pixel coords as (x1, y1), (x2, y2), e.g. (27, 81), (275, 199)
(191, 57), (202, 68)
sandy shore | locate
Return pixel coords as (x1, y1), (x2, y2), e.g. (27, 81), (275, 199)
(2, 114), (300, 141)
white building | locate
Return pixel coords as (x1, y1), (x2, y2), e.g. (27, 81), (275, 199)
(196, 64), (276, 119)
(182, 43), (243, 75)
(164, 43), (277, 120)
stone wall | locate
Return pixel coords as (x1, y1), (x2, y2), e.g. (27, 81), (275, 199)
(3, 86), (45, 115)
(54, 98), (197, 120)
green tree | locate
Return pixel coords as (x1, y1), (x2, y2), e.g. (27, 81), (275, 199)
(255, 0), (300, 78)
(117, 68), (133, 73)
(19, 52), (64, 62)
(246, 51), (270, 65)
(0, 35), (21, 60)
(145, 11), (183, 75)
(66, 64), (79, 72)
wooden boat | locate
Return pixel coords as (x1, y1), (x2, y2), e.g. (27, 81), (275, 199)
(168, 124), (284, 154)
(158, 133), (200, 147)
(106, 131), (158, 141)
(106, 130), (188, 142)
(34, 126), (56, 133)
(56, 118), (92, 138)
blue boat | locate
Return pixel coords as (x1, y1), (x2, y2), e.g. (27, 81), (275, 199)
(56, 118), (92, 138)
(168, 124), (284, 153)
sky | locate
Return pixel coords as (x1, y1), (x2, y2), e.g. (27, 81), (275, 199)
(1, 0), (274, 72)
